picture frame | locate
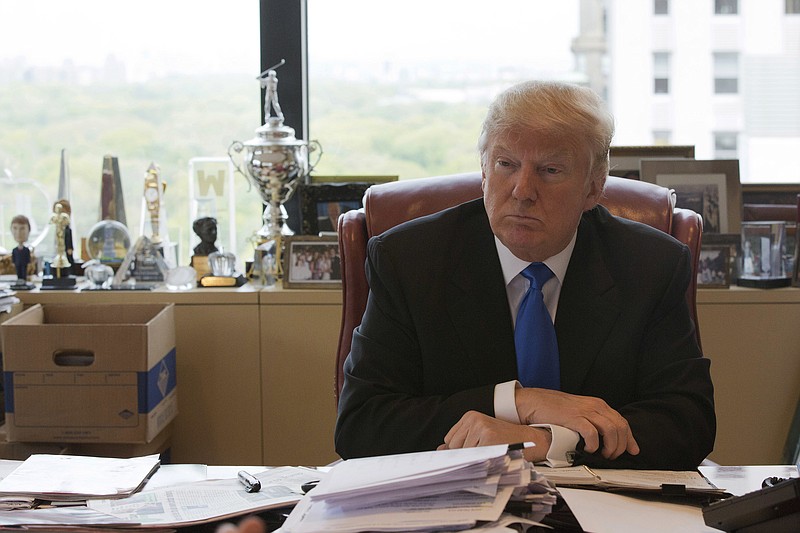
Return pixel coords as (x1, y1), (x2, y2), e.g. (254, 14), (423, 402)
(297, 182), (373, 235)
(282, 235), (342, 289)
(794, 232), (800, 287)
(310, 175), (398, 185)
(609, 145), (695, 180)
(741, 183), (800, 206)
(701, 233), (741, 286)
(697, 245), (731, 288)
(640, 159), (742, 234)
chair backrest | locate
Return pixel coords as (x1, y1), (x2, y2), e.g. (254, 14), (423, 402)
(335, 172), (703, 401)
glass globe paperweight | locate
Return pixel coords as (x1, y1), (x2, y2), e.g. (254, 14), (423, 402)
(86, 220), (132, 266)
(208, 250), (236, 277)
(165, 266), (197, 291)
(84, 262), (114, 289)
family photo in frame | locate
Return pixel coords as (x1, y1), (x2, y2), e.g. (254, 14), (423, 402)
(283, 235), (341, 289)
(697, 245), (731, 288)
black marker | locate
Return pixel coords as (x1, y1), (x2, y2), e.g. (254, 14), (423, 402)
(238, 470), (261, 493)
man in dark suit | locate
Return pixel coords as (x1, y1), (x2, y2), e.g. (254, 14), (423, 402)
(335, 81), (715, 470)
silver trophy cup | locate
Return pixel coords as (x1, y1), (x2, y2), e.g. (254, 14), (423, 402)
(229, 66), (309, 243)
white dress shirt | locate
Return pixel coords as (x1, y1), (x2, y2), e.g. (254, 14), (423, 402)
(492, 233), (580, 467)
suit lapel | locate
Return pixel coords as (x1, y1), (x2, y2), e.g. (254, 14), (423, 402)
(445, 203), (518, 384)
(556, 208), (621, 392)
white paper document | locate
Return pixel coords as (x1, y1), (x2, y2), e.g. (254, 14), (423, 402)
(280, 445), (557, 533)
(0, 454), (161, 501)
(559, 487), (719, 533)
(283, 486), (515, 533)
(88, 466), (319, 528)
(538, 465), (725, 495)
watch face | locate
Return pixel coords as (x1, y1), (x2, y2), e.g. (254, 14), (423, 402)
(145, 187), (159, 202)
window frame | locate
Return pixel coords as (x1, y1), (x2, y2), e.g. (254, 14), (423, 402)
(713, 51), (739, 95)
(260, 0), (308, 140)
(714, 0), (738, 15)
(653, 51), (671, 94)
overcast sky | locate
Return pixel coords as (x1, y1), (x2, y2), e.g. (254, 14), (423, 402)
(1, 1), (578, 77)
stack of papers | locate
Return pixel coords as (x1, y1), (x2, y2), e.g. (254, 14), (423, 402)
(0, 454), (161, 503)
(280, 444), (557, 533)
(538, 465), (726, 496)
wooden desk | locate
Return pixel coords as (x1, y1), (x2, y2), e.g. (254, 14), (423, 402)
(9, 283), (798, 468)
(259, 287), (341, 467)
(10, 286), (262, 465)
(698, 286), (800, 465)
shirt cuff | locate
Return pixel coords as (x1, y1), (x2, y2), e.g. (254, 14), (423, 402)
(530, 424), (580, 468)
(493, 380), (521, 424)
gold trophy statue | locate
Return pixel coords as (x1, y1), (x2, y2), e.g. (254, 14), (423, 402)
(143, 162), (165, 245)
(42, 202), (77, 288)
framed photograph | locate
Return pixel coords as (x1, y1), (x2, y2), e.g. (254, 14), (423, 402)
(697, 245), (731, 288)
(741, 183), (800, 206)
(794, 233), (800, 287)
(609, 145), (695, 180)
(282, 235), (341, 289)
(297, 182), (373, 235)
(640, 159), (742, 234)
(702, 233), (740, 285)
(310, 175), (398, 185)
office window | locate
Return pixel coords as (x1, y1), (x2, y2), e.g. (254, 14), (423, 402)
(0, 1), (260, 264)
(714, 132), (738, 159)
(653, 131), (672, 145)
(653, 52), (670, 94)
(654, 0), (669, 15)
(307, 0), (582, 178)
(787, 0), (800, 14)
(715, 0), (738, 14)
(714, 52), (739, 94)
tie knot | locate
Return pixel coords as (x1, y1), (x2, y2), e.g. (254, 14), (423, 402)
(521, 262), (553, 290)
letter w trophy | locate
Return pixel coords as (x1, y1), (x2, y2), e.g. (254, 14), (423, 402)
(229, 62), (310, 286)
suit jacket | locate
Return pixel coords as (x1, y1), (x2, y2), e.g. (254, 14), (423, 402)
(335, 199), (715, 470)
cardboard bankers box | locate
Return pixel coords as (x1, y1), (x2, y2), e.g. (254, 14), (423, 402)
(1, 303), (177, 443)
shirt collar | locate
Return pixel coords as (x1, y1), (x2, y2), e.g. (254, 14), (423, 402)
(495, 231), (577, 286)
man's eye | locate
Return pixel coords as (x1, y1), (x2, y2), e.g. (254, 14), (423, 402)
(545, 166), (561, 174)
(496, 160), (511, 167)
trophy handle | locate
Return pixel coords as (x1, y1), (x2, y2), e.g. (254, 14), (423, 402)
(227, 140), (252, 193)
(308, 139), (324, 174)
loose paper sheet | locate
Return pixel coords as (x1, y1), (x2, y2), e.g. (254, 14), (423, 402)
(559, 488), (719, 533)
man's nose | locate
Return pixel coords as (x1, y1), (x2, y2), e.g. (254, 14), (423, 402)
(511, 170), (538, 201)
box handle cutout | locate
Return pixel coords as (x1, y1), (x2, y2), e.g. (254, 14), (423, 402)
(53, 350), (95, 366)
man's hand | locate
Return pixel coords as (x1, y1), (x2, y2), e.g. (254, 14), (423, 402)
(216, 516), (266, 533)
(515, 388), (639, 460)
(438, 411), (552, 462)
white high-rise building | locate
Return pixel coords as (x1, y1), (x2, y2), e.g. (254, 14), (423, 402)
(603, 0), (800, 183)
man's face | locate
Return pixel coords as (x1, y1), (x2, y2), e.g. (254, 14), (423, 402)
(11, 221), (30, 245)
(481, 128), (603, 262)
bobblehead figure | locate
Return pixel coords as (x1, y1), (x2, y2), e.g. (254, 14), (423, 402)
(10, 214), (34, 289)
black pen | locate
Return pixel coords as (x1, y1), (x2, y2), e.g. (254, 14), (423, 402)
(238, 470), (261, 493)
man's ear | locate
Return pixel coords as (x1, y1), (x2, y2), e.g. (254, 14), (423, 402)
(582, 173), (606, 211)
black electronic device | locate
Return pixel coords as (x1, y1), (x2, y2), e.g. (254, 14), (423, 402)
(702, 477), (800, 532)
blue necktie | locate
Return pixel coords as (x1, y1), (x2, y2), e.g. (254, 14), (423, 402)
(514, 263), (560, 389)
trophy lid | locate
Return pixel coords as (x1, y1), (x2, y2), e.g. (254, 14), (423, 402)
(246, 117), (307, 147)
